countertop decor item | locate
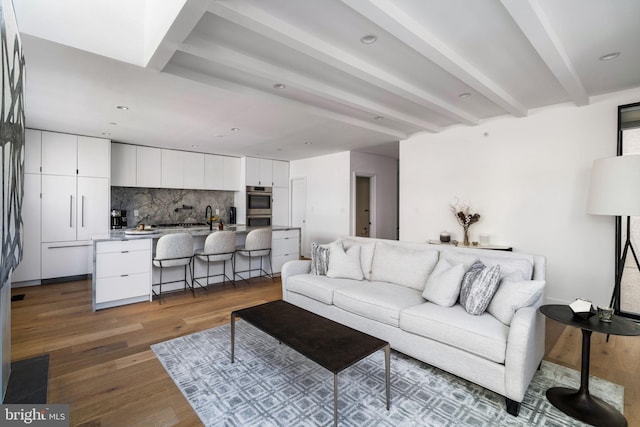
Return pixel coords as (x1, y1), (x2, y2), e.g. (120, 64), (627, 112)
(450, 200), (481, 246)
(569, 298), (595, 319)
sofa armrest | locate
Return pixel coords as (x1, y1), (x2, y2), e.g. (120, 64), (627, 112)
(504, 297), (545, 402)
(281, 259), (311, 298)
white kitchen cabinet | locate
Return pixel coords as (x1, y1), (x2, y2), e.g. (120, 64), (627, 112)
(77, 177), (110, 240)
(41, 175), (77, 242)
(272, 229), (300, 274)
(272, 187), (289, 226)
(204, 154), (224, 190)
(111, 143), (136, 186)
(223, 156), (241, 190)
(11, 173), (41, 284)
(41, 132), (77, 176)
(183, 151), (204, 189)
(272, 160), (289, 188)
(24, 129), (41, 174)
(161, 149), (183, 188)
(136, 146), (162, 188)
(78, 136), (110, 177)
(94, 238), (152, 310)
(41, 241), (92, 279)
(246, 157), (273, 186)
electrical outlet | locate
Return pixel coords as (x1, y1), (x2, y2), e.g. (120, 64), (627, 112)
(216, 209), (220, 215)
(134, 209), (139, 217)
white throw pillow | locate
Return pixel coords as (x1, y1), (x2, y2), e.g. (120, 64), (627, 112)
(326, 241), (364, 280)
(342, 239), (376, 280)
(370, 242), (439, 291)
(488, 279), (545, 325)
(422, 258), (465, 307)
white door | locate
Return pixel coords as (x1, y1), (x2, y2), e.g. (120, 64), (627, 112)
(41, 132), (76, 176)
(291, 177), (308, 257)
(77, 177), (109, 240)
(41, 175), (77, 242)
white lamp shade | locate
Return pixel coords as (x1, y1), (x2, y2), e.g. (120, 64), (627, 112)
(587, 155), (640, 216)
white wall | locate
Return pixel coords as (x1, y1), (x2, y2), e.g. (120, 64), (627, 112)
(290, 152), (351, 255)
(400, 86), (640, 307)
(350, 152), (398, 240)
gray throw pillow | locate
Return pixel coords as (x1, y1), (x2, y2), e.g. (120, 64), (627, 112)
(310, 242), (330, 275)
(460, 260), (501, 315)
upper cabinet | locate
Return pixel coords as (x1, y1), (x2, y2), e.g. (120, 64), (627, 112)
(111, 143), (136, 186)
(24, 129), (42, 174)
(182, 151), (204, 189)
(223, 156), (241, 190)
(136, 146), (162, 188)
(41, 131), (110, 177)
(161, 149), (184, 188)
(245, 157), (289, 187)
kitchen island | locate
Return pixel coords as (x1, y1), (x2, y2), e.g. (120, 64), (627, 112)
(92, 225), (300, 310)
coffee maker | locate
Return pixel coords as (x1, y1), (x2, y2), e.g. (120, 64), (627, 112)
(229, 206), (236, 224)
(111, 209), (128, 229)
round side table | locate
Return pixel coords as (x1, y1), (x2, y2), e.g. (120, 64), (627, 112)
(540, 304), (640, 427)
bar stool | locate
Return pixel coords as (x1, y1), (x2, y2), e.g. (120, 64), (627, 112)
(152, 233), (194, 303)
(234, 228), (273, 283)
(193, 230), (236, 291)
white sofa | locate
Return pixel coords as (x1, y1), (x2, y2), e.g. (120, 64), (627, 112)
(281, 236), (546, 416)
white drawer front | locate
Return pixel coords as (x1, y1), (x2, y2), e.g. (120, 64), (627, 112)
(96, 250), (151, 278)
(273, 229), (299, 240)
(96, 239), (151, 254)
(42, 243), (92, 279)
(272, 237), (299, 256)
(272, 253), (299, 273)
(95, 273), (151, 303)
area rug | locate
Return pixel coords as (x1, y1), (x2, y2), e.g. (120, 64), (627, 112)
(151, 321), (623, 426)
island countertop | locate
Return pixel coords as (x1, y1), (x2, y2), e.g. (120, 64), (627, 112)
(92, 225), (300, 243)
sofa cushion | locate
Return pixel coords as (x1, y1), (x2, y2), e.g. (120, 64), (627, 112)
(400, 303), (509, 364)
(370, 242), (439, 291)
(333, 282), (425, 327)
(488, 279), (545, 325)
(422, 258), (465, 307)
(286, 274), (360, 305)
(327, 241), (363, 280)
(478, 255), (533, 280)
(342, 239), (376, 280)
(310, 242), (331, 275)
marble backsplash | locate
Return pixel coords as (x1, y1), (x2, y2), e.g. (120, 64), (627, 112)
(111, 187), (235, 227)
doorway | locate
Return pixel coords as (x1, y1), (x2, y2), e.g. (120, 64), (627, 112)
(353, 174), (375, 238)
(290, 177), (308, 257)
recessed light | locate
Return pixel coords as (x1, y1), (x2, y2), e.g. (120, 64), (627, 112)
(116, 105), (129, 110)
(599, 52), (620, 61)
(101, 132), (111, 136)
(230, 127), (239, 131)
(374, 116), (384, 120)
(304, 141), (312, 145)
(273, 83), (286, 89)
(360, 34), (377, 44)
(458, 93), (471, 99)
(109, 122), (117, 125)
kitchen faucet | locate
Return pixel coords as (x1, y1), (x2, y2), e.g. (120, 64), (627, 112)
(205, 205), (213, 230)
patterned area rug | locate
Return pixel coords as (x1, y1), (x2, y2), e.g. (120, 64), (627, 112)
(151, 321), (623, 426)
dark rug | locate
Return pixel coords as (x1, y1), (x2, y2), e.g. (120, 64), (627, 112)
(3, 354), (49, 404)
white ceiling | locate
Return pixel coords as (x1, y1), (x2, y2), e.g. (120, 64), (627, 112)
(14, 0), (640, 161)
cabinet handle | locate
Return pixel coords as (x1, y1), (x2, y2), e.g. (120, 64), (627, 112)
(81, 195), (85, 227)
(69, 195), (73, 227)
(47, 244), (92, 249)
(121, 250), (129, 253)
(121, 274), (129, 277)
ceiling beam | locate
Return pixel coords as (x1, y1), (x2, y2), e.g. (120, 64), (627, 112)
(178, 38), (442, 133)
(207, 0), (479, 126)
(145, 0), (210, 71)
(341, 0), (528, 118)
(501, 0), (588, 106)
(164, 62), (410, 140)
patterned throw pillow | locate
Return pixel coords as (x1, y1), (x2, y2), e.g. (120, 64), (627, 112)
(459, 260), (501, 315)
(310, 242), (330, 275)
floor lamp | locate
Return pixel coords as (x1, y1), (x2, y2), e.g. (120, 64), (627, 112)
(587, 155), (640, 315)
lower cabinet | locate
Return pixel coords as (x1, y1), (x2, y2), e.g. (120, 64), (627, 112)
(272, 229), (300, 274)
(41, 242), (93, 279)
(93, 239), (152, 310)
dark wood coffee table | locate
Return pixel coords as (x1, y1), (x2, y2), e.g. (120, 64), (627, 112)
(231, 300), (390, 426)
(540, 304), (640, 427)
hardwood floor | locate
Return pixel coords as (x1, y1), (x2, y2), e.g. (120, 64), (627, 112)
(10, 278), (640, 426)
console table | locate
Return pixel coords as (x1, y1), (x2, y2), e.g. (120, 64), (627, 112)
(540, 304), (640, 427)
(427, 240), (513, 251)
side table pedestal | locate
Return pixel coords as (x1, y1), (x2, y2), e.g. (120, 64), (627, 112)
(546, 387), (626, 427)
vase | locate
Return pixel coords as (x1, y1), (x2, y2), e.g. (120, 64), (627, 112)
(463, 227), (470, 246)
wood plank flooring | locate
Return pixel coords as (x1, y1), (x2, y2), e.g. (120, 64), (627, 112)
(10, 278), (640, 426)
